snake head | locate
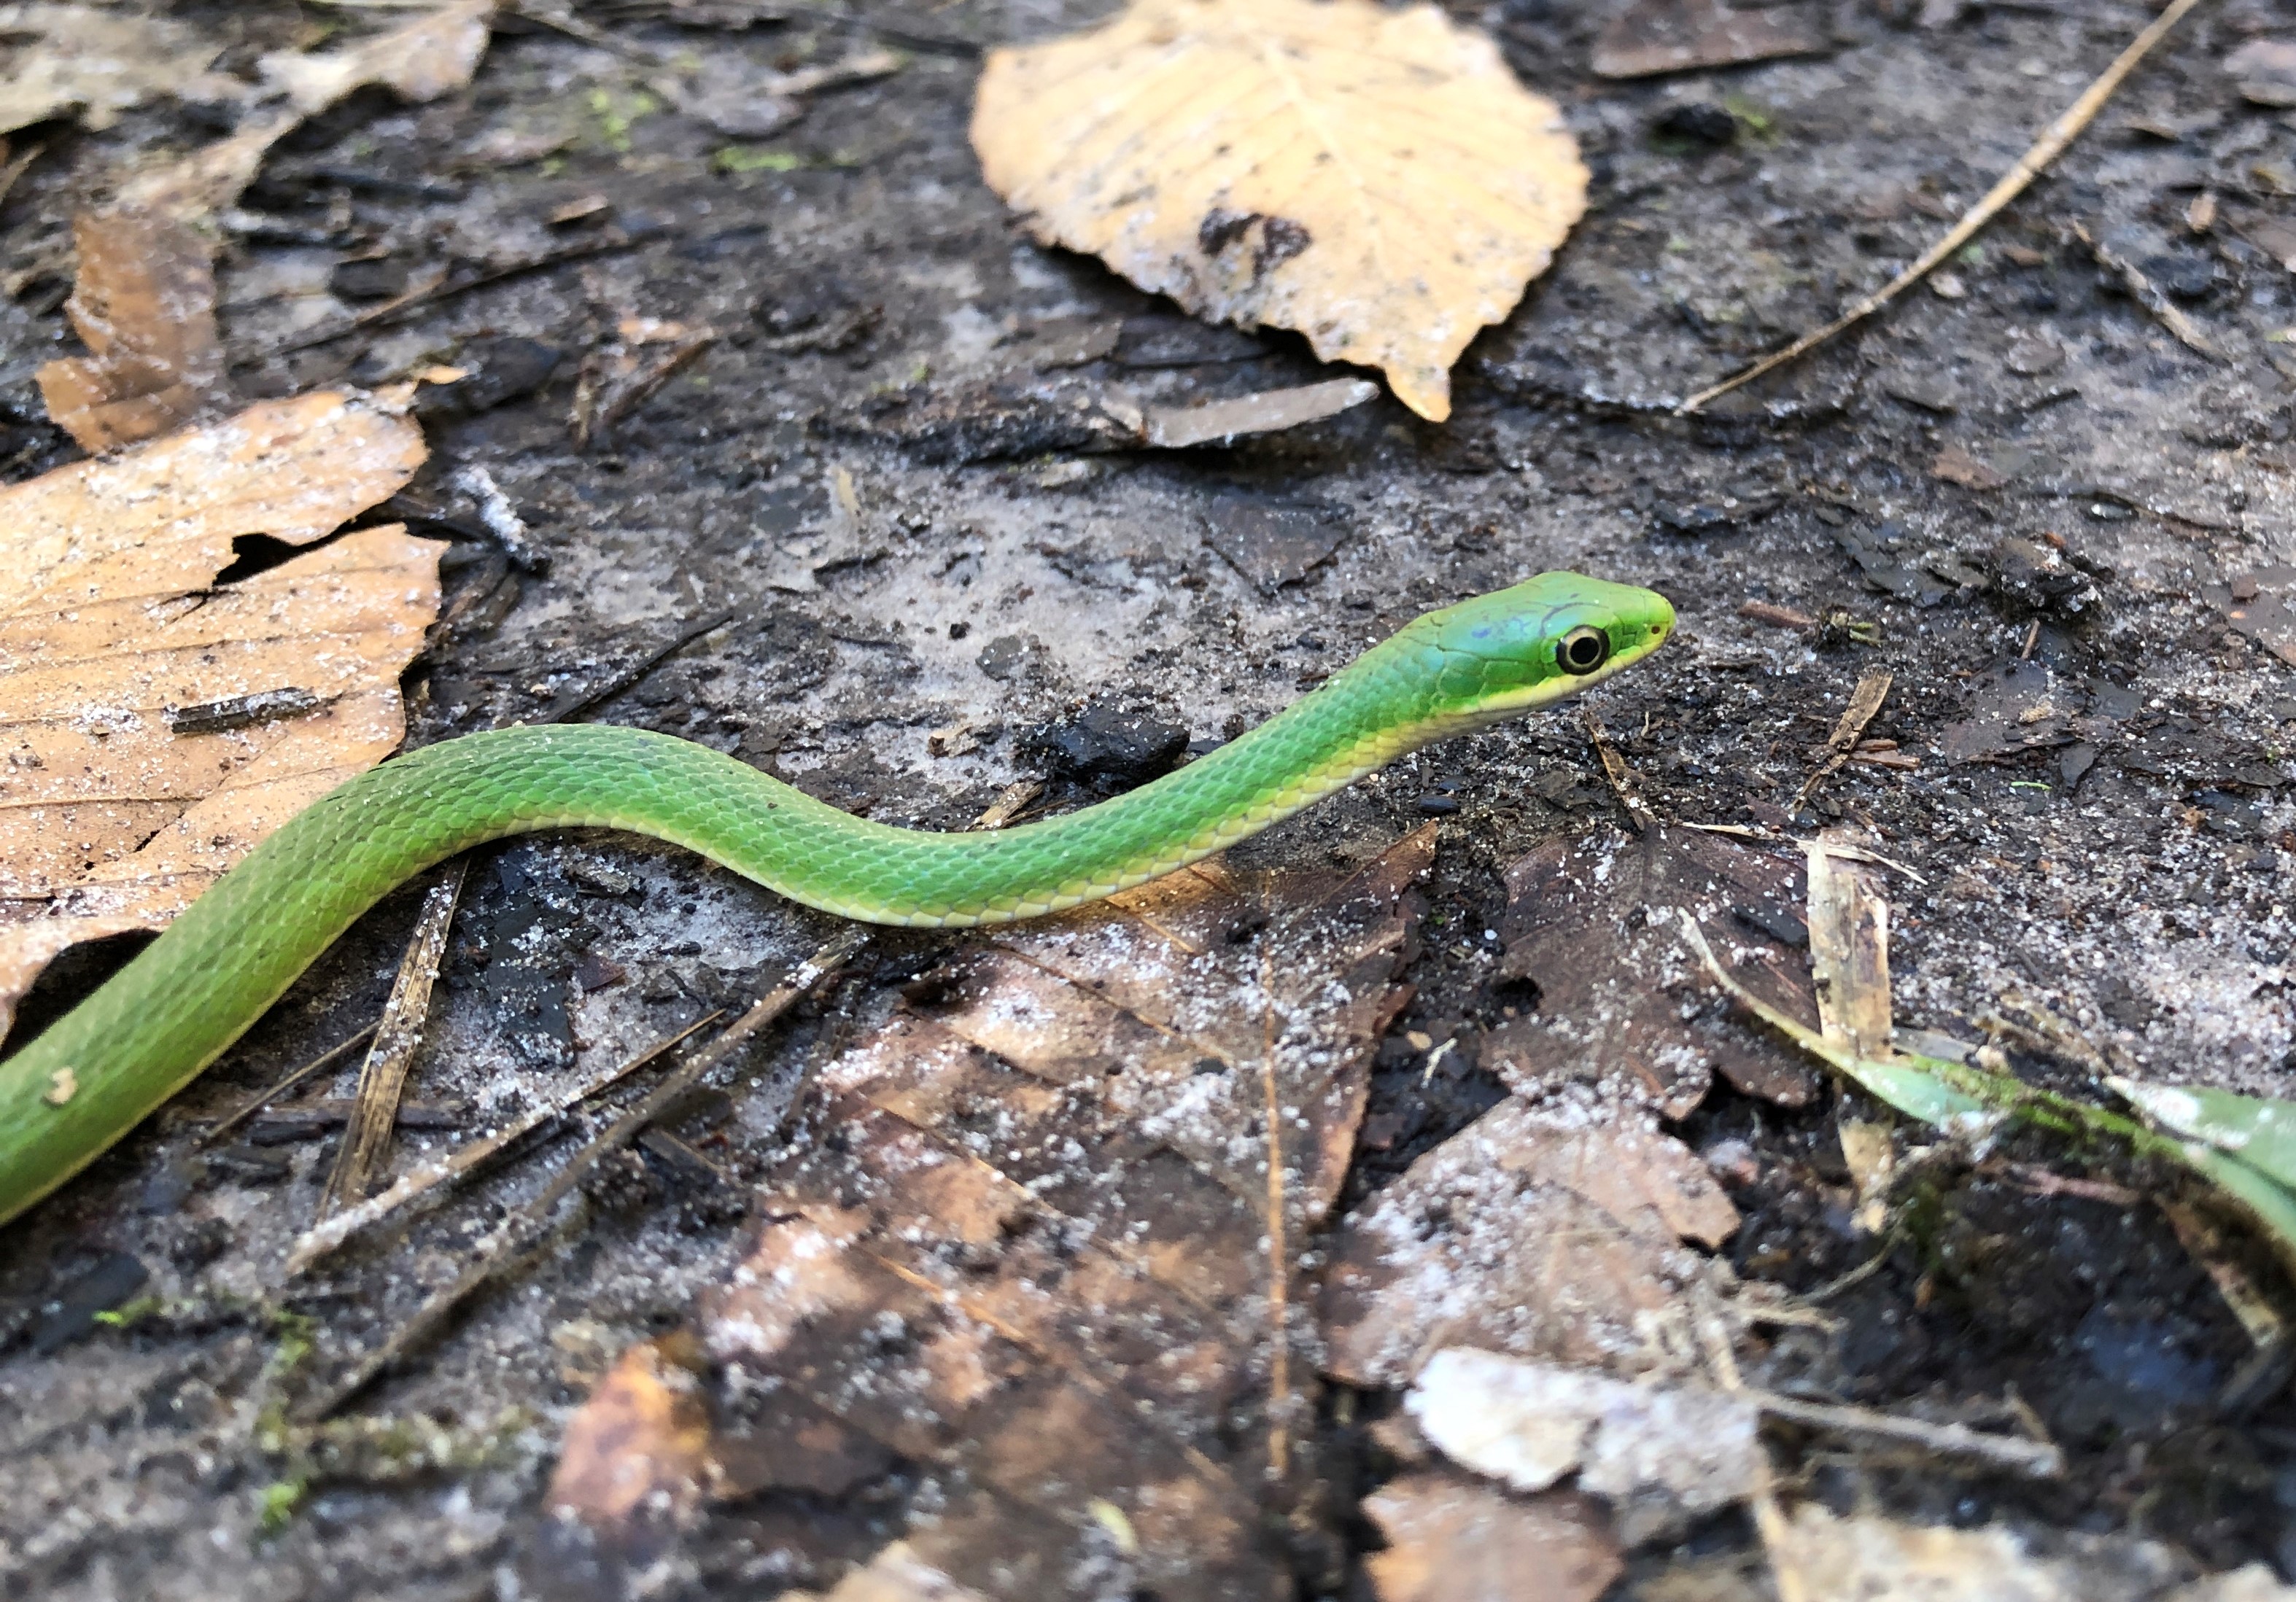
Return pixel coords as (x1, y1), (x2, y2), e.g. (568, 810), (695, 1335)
(1416, 572), (1675, 718)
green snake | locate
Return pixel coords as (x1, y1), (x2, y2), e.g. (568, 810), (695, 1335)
(0, 573), (1672, 1224)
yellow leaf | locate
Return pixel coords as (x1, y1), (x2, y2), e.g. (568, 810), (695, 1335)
(0, 393), (435, 1037)
(970, 0), (1586, 421)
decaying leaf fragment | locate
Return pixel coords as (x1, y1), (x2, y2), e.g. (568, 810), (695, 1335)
(1774, 1504), (2294, 1602)
(37, 208), (227, 451)
(1405, 1348), (1761, 1545)
(1486, 827), (1820, 1113)
(258, 0), (497, 115)
(971, 0), (1587, 421)
(106, 0), (499, 226)
(1322, 1093), (1737, 1388)
(0, 3), (243, 135)
(1363, 1472), (1621, 1602)
(0, 393), (435, 1037)
(546, 831), (1435, 1599)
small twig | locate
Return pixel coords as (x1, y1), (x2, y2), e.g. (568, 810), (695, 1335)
(198, 1024), (379, 1148)
(1791, 671), (1892, 814)
(298, 928), (866, 1419)
(1679, 0), (2210, 413)
(539, 609), (735, 723)
(283, 1009), (722, 1275)
(1581, 707), (1654, 831)
(2074, 221), (2221, 359)
(1747, 1386), (2065, 1477)
(317, 863), (467, 1219)
(968, 777), (1044, 831)
(1691, 1291), (1809, 1602)
(1259, 989), (1292, 1483)
(1739, 600), (1818, 631)
(248, 231), (650, 362)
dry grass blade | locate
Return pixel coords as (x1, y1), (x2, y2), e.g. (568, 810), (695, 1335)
(1679, 0), (2209, 413)
(1791, 669), (1892, 813)
(317, 863), (468, 1219)
(972, 0), (1586, 421)
(1582, 707), (1655, 831)
(0, 394), (433, 1037)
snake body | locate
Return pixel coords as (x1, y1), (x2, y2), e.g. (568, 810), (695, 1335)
(0, 572), (1672, 1224)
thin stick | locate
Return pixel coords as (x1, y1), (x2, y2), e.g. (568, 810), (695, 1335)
(317, 863), (467, 1219)
(1791, 670), (1892, 814)
(298, 928), (866, 1419)
(1259, 992), (1291, 1482)
(538, 609), (734, 725)
(1692, 1292), (1809, 1602)
(199, 1024), (378, 1147)
(1582, 707), (1654, 831)
(1747, 1386), (2064, 1477)
(1678, 0), (2211, 414)
(249, 231), (647, 362)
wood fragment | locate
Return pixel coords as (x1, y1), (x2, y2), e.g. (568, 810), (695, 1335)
(317, 862), (468, 1218)
(1679, 0), (2208, 413)
(1791, 671), (1891, 812)
(1804, 835), (1895, 1063)
(968, 778), (1043, 831)
(2074, 221), (2220, 359)
(1581, 707), (1654, 831)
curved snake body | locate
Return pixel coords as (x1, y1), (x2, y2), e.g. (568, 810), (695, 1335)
(0, 572), (1672, 1223)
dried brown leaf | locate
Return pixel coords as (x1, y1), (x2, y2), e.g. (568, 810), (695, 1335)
(1363, 1472), (1621, 1602)
(780, 1544), (998, 1602)
(547, 1336), (716, 1529)
(0, 393), (433, 1036)
(546, 830), (1434, 1600)
(111, 112), (301, 225)
(37, 209), (227, 451)
(1486, 827), (1820, 1113)
(259, 0), (497, 116)
(1321, 1096), (1736, 1388)
(0, 4), (242, 135)
(971, 0), (1586, 421)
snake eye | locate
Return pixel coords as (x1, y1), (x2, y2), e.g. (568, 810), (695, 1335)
(1556, 626), (1610, 675)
